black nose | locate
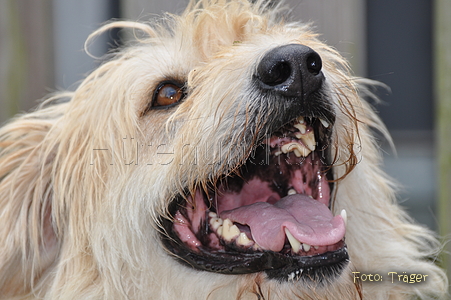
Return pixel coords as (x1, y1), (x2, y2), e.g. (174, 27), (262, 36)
(256, 44), (324, 99)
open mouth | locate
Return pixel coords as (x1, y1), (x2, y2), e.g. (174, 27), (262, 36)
(161, 114), (349, 282)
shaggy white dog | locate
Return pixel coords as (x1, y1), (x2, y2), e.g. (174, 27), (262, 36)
(0, 0), (447, 299)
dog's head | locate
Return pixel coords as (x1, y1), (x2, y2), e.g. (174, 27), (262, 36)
(141, 1), (362, 283)
(0, 0), (447, 299)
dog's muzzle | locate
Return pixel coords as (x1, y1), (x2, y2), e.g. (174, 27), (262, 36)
(161, 44), (348, 283)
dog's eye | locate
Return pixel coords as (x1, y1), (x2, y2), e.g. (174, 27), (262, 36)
(152, 81), (186, 108)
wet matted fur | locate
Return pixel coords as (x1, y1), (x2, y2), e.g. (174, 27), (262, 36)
(0, 0), (448, 299)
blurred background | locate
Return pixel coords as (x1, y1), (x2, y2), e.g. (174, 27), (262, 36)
(1, 0), (450, 279)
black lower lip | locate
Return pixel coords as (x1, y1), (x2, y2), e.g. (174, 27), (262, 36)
(161, 218), (348, 281)
(265, 246), (349, 282)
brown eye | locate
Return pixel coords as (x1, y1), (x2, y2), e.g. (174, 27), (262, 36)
(152, 81), (185, 108)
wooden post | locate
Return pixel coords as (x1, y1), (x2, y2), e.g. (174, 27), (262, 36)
(435, 0), (451, 284)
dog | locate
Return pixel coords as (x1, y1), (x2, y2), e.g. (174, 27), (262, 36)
(0, 0), (448, 299)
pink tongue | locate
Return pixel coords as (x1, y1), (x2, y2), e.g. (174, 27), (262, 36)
(220, 194), (346, 252)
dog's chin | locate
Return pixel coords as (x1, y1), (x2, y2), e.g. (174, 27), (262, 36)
(161, 113), (349, 283)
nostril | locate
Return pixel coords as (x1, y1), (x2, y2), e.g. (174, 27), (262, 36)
(260, 61), (292, 87)
(306, 52), (322, 76)
(255, 44), (324, 98)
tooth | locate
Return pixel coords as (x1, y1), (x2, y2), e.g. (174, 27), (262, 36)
(210, 217), (223, 230)
(217, 225), (223, 236)
(281, 142), (312, 157)
(320, 118), (330, 128)
(287, 188), (297, 195)
(297, 116), (305, 124)
(274, 150), (282, 156)
(281, 144), (289, 154)
(293, 149), (302, 157)
(294, 123), (307, 134)
(340, 209), (347, 226)
(209, 212), (218, 218)
(280, 143), (297, 153)
(237, 232), (253, 246)
(294, 143), (311, 157)
(300, 131), (316, 151)
(285, 228), (301, 253)
(314, 246), (319, 250)
(298, 144), (311, 156)
(222, 219), (240, 241)
(281, 143), (296, 154)
(303, 243), (311, 252)
(253, 243), (262, 251)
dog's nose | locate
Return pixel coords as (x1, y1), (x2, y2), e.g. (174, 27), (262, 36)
(256, 44), (324, 98)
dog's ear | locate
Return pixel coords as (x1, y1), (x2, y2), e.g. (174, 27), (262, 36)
(0, 103), (61, 296)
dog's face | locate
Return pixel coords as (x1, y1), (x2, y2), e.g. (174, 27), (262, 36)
(0, 1), (446, 299)
(122, 1), (357, 284)
(70, 1), (360, 292)
(158, 42), (348, 279)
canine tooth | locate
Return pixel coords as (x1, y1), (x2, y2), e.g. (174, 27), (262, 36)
(294, 123), (307, 134)
(341, 209), (347, 226)
(274, 150), (282, 156)
(303, 243), (311, 252)
(285, 228), (301, 253)
(297, 116), (305, 124)
(314, 246), (319, 250)
(237, 232), (253, 246)
(320, 118), (330, 128)
(288, 272), (295, 281)
(222, 219), (240, 241)
(217, 225), (223, 236)
(288, 188), (297, 195)
(300, 131), (316, 151)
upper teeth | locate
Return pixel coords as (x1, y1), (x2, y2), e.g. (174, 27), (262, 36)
(273, 116), (325, 158)
(296, 131), (316, 152)
(281, 142), (311, 157)
(294, 123), (307, 134)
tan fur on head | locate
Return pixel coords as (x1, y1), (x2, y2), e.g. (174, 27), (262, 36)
(0, 0), (447, 299)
